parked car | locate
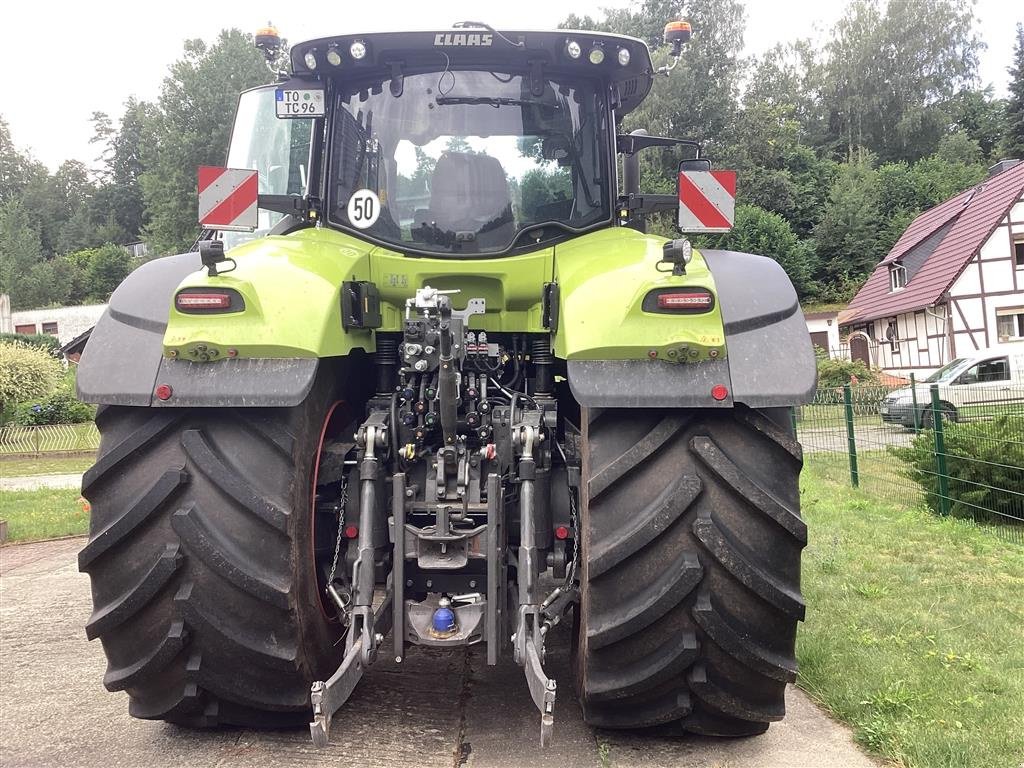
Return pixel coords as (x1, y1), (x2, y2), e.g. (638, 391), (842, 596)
(880, 349), (1024, 427)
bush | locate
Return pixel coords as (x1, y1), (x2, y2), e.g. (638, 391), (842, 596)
(890, 416), (1024, 523)
(0, 342), (63, 412)
(814, 346), (878, 388)
(0, 332), (60, 357)
(13, 388), (95, 425)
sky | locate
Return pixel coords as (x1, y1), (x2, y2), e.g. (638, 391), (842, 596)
(6, 0), (1022, 172)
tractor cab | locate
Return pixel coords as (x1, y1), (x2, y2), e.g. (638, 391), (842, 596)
(221, 24), (700, 254)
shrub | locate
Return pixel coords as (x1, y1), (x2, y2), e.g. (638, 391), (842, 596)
(814, 346), (878, 388)
(0, 332), (60, 357)
(13, 388), (95, 425)
(889, 416), (1024, 523)
(0, 342), (63, 412)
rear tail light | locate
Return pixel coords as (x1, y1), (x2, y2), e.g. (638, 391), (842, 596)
(658, 292), (713, 310)
(643, 287), (715, 313)
(177, 292), (231, 309)
(174, 288), (244, 314)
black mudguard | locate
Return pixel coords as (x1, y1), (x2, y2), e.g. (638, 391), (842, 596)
(567, 250), (816, 409)
(76, 253), (319, 407)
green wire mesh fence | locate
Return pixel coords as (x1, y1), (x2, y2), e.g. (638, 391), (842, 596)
(795, 379), (1024, 544)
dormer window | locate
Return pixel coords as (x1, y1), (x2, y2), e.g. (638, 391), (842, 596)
(889, 263), (907, 291)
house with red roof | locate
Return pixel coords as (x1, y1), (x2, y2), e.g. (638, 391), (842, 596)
(840, 159), (1024, 376)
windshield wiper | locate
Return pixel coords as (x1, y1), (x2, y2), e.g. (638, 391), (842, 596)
(435, 96), (560, 109)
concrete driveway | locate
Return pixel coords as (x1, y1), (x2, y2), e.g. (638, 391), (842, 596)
(0, 473), (82, 491)
(0, 537), (876, 768)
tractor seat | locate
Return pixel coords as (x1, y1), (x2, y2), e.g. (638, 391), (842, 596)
(417, 151), (514, 246)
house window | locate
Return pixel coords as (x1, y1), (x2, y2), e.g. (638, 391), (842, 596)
(889, 263), (907, 291)
(1014, 235), (1024, 268)
(14, 323), (37, 334)
(996, 308), (1024, 341)
(41, 322), (58, 335)
(886, 319), (900, 354)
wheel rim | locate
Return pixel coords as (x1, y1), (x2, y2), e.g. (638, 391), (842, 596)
(310, 400), (350, 621)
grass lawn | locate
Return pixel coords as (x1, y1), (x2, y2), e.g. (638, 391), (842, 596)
(798, 463), (1024, 768)
(0, 488), (88, 543)
(0, 454), (94, 477)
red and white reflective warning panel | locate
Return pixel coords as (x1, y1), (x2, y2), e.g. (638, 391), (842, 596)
(198, 166), (258, 231)
(678, 170), (736, 233)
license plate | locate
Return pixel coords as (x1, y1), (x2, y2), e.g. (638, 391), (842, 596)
(275, 88), (325, 118)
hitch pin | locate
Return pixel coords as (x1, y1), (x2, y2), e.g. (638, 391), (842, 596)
(327, 584), (352, 618)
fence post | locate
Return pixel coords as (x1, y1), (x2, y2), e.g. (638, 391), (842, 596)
(33, 427), (41, 457)
(843, 384), (859, 487)
(930, 384), (951, 517)
(910, 372), (920, 433)
(790, 406), (798, 437)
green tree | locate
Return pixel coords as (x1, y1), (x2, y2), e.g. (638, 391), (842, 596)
(948, 88), (1008, 161)
(908, 153), (986, 206)
(562, 0), (686, 49)
(569, 0), (746, 168)
(51, 249), (93, 306)
(443, 137), (475, 154)
(85, 244), (132, 300)
(0, 200), (54, 310)
(91, 98), (155, 243)
(0, 117), (48, 206)
(742, 41), (828, 147)
(141, 30), (272, 255)
(520, 168), (572, 220)
(712, 204), (815, 298)
(822, 0), (982, 163)
(933, 130), (983, 165)
(812, 160), (881, 298)
(1003, 23), (1024, 159)
(784, 145), (839, 238)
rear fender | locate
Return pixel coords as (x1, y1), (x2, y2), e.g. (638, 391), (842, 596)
(76, 251), (324, 408)
(559, 236), (815, 408)
(77, 228), (375, 407)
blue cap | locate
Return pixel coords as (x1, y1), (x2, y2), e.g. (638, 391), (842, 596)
(431, 606), (457, 634)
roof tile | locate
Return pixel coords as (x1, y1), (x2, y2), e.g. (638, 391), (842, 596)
(844, 163), (1024, 324)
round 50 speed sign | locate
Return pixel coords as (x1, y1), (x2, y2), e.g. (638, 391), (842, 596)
(347, 189), (381, 229)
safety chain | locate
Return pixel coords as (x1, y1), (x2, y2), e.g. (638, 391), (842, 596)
(564, 483), (580, 589)
(326, 477), (349, 588)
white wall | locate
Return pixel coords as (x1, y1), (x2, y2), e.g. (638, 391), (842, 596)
(949, 198), (1024, 357)
(866, 305), (951, 377)
(0, 294), (11, 334)
(805, 316), (841, 356)
(10, 304), (107, 345)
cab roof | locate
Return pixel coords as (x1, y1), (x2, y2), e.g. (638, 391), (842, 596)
(289, 29), (654, 115)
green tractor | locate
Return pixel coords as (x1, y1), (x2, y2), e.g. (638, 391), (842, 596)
(76, 20), (815, 747)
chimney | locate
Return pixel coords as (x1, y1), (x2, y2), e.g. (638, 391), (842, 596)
(988, 159), (1021, 178)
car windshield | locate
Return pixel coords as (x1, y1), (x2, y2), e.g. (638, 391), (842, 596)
(328, 69), (609, 254)
(925, 358), (967, 382)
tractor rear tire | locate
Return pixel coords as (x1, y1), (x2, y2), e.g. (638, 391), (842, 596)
(79, 374), (344, 727)
(574, 405), (806, 736)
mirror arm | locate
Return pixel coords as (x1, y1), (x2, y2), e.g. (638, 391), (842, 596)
(258, 194), (322, 221)
(616, 133), (701, 157)
(617, 193), (676, 230)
